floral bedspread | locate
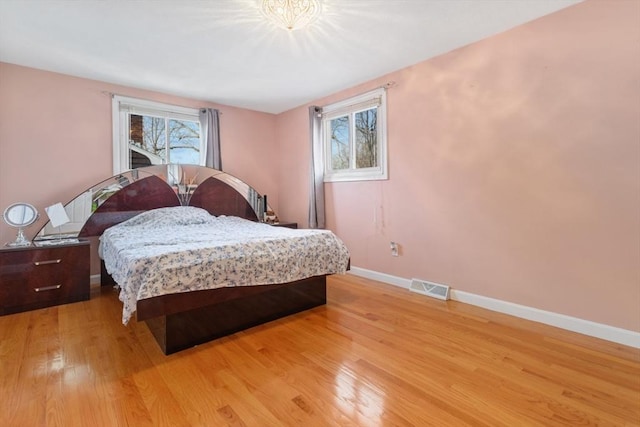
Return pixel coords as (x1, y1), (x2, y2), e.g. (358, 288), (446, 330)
(99, 207), (350, 324)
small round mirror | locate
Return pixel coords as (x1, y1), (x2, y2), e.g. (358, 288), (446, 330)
(3, 203), (38, 246)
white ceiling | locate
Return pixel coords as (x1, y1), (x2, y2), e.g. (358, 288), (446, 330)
(0, 0), (581, 114)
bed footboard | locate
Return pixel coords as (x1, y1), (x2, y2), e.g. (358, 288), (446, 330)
(143, 275), (327, 355)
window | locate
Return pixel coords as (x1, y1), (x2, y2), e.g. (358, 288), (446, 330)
(322, 88), (387, 182)
(112, 96), (203, 174)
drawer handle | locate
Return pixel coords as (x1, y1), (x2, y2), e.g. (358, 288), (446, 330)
(34, 284), (62, 292)
(34, 259), (62, 266)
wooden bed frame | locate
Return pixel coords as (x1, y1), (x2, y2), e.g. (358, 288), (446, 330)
(100, 266), (326, 354)
(76, 168), (329, 355)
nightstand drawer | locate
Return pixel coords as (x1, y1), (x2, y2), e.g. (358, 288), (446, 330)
(0, 242), (90, 315)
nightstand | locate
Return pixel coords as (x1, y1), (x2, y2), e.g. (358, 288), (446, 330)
(270, 222), (298, 229)
(0, 239), (90, 315)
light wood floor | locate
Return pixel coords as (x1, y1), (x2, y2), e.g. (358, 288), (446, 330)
(1, 274), (638, 426)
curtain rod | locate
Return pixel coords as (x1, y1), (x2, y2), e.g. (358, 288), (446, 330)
(345, 80), (397, 98)
(316, 80), (396, 114)
(102, 91), (224, 114)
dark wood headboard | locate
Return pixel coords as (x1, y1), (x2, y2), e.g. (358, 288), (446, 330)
(78, 174), (258, 238)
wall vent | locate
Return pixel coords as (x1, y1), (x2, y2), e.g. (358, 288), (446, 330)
(410, 279), (450, 301)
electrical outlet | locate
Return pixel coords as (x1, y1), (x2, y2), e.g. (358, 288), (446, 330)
(390, 241), (399, 257)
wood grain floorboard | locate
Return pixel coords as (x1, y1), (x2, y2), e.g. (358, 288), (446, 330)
(0, 273), (638, 426)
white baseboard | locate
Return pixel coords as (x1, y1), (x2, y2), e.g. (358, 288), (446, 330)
(349, 267), (412, 289)
(348, 266), (640, 349)
(90, 274), (101, 285)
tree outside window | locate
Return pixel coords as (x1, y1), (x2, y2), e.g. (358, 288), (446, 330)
(112, 95), (203, 174)
(129, 115), (200, 168)
(323, 88), (387, 182)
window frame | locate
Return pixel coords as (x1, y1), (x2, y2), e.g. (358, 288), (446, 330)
(111, 95), (203, 174)
(322, 88), (388, 182)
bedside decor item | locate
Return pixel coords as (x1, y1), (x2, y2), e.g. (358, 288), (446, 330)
(38, 202), (76, 245)
(3, 202), (38, 247)
(45, 202), (70, 229)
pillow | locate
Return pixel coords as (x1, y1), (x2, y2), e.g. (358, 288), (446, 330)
(118, 206), (216, 228)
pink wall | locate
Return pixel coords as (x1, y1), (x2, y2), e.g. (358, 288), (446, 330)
(277, 0), (640, 332)
(0, 63), (278, 270)
(0, 0), (637, 332)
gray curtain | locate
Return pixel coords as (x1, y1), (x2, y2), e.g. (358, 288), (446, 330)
(308, 106), (325, 229)
(199, 108), (222, 170)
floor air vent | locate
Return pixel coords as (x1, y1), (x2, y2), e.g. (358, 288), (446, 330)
(410, 279), (450, 300)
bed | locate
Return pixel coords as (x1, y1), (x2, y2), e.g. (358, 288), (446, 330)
(34, 165), (350, 354)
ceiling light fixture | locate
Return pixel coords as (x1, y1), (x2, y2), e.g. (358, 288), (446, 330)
(260, 0), (322, 31)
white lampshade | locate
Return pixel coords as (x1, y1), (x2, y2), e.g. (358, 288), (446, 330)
(45, 202), (70, 228)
